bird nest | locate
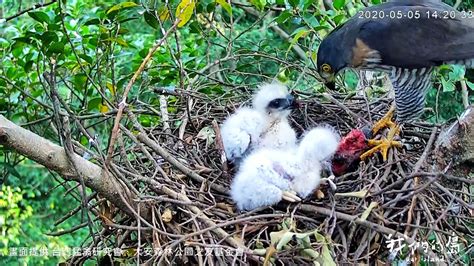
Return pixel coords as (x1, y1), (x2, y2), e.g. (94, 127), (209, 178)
(82, 89), (472, 265)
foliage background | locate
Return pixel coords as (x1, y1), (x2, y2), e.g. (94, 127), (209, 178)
(0, 0), (472, 264)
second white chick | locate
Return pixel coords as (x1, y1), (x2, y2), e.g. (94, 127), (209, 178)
(230, 127), (340, 211)
(221, 83), (297, 164)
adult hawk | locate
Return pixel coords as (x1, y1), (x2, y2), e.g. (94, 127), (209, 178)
(317, 0), (474, 160)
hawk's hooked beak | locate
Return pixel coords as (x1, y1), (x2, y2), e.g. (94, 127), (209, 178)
(319, 72), (336, 90)
(325, 81), (336, 90)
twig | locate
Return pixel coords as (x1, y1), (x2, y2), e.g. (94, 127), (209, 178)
(460, 80), (469, 108)
(211, 120), (230, 180)
(47, 222), (90, 236)
(160, 95), (171, 135)
(5, 0), (57, 22)
(299, 204), (441, 261)
(232, 1), (308, 61)
(136, 132), (229, 194)
(106, 20), (180, 163)
(322, 93), (369, 124)
(404, 127), (438, 235)
(433, 182), (473, 209)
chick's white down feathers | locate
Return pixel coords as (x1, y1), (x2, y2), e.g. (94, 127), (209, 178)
(230, 126), (340, 211)
(221, 83), (296, 162)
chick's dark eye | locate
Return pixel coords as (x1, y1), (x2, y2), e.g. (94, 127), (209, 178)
(267, 99), (283, 109)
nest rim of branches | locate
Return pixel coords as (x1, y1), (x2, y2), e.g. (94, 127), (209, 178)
(64, 87), (473, 265)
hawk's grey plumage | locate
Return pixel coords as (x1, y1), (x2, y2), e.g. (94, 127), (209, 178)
(317, 0), (474, 122)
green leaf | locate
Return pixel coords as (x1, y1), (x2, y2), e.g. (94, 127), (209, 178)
(0, 38), (9, 48)
(158, 7), (170, 21)
(198, 85), (225, 95)
(114, 37), (129, 47)
(302, 0), (315, 10)
(138, 47), (148, 58)
(40, 31), (59, 46)
(344, 69), (358, 90)
(288, 0), (299, 8)
(448, 65), (465, 81)
(466, 81), (474, 91)
(274, 10), (292, 24)
(106, 2), (139, 15)
(189, 21), (201, 33)
(84, 18), (101, 25)
(333, 14), (346, 25)
(249, 0), (266, 11)
(88, 97), (102, 111)
(28, 11), (50, 24)
(427, 232), (437, 242)
(119, 17), (139, 24)
(139, 114), (154, 127)
(0, 163), (22, 179)
(294, 232), (313, 248)
(301, 248), (320, 259)
(371, 0), (382, 4)
(303, 12), (319, 28)
(441, 77), (455, 92)
(73, 74), (88, 91)
(206, 2), (217, 13)
(176, 0), (196, 27)
(79, 54), (93, 64)
(24, 61), (34, 73)
(274, 231), (294, 250)
(216, 0), (232, 16)
(287, 27), (309, 54)
(144, 11), (160, 29)
(314, 232), (336, 266)
(438, 64), (451, 71)
(47, 42), (65, 54)
(333, 0), (346, 10)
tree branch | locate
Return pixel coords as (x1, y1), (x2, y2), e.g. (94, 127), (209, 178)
(4, 0), (57, 22)
(232, 1), (308, 61)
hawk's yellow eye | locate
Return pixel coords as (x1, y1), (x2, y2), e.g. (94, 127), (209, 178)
(322, 64), (332, 72)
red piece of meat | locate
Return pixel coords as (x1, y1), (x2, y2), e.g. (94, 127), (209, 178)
(331, 128), (370, 176)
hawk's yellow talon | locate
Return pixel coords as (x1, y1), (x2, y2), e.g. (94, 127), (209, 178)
(361, 106), (402, 162)
(360, 138), (402, 161)
(372, 105), (396, 134)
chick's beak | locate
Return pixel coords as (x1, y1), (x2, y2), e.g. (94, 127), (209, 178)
(284, 94), (296, 109)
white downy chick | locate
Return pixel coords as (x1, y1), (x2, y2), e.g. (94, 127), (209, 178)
(293, 126), (340, 193)
(230, 126), (340, 211)
(221, 83), (297, 163)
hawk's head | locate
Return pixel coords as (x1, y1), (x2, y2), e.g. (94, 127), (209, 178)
(316, 28), (351, 90)
(316, 20), (382, 90)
